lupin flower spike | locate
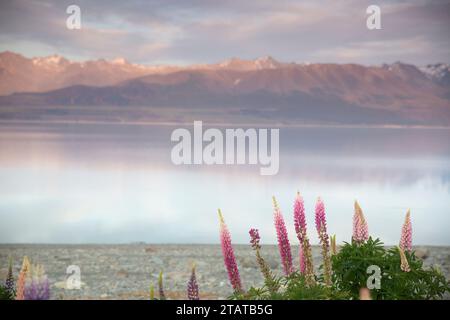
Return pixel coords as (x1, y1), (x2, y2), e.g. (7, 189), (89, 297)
(249, 228), (278, 292)
(399, 209), (412, 252)
(158, 270), (166, 300)
(315, 197), (332, 286)
(249, 228), (261, 250)
(23, 264), (50, 300)
(330, 235), (337, 255)
(150, 283), (155, 300)
(315, 197), (327, 235)
(218, 209), (242, 293)
(187, 263), (200, 300)
(16, 256), (31, 300)
(293, 192), (315, 282)
(294, 192), (307, 242)
(5, 257), (15, 298)
(273, 196), (294, 276)
(399, 246), (411, 272)
(353, 201), (369, 243)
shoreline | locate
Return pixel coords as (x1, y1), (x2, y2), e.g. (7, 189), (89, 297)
(1, 244), (449, 300)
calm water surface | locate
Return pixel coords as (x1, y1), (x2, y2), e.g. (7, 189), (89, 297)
(0, 122), (449, 245)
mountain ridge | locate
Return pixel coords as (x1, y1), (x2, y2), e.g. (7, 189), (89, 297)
(1, 51), (449, 126)
(2, 51), (449, 95)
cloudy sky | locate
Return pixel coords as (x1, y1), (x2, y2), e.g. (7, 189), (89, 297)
(0, 0), (449, 65)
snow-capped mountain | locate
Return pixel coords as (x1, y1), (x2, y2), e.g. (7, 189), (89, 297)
(0, 51), (181, 95)
(1, 51), (449, 126)
(420, 63), (450, 85)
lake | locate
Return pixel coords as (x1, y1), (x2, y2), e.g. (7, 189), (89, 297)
(0, 121), (449, 245)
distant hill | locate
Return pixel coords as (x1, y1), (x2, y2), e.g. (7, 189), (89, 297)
(0, 52), (449, 126)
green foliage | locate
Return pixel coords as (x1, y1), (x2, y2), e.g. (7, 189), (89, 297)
(230, 272), (350, 300)
(332, 237), (450, 300)
(380, 247), (449, 299)
(0, 285), (15, 300)
(331, 237), (386, 298)
(231, 237), (449, 300)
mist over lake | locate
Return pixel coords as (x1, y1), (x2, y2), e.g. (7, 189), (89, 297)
(0, 120), (449, 245)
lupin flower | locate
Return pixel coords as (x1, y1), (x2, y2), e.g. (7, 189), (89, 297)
(24, 264), (50, 300)
(330, 235), (337, 255)
(293, 192), (315, 282)
(150, 283), (155, 300)
(218, 209), (242, 293)
(315, 198), (331, 286)
(399, 209), (412, 252)
(249, 228), (261, 250)
(352, 201), (369, 243)
(5, 257), (15, 297)
(187, 264), (200, 300)
(398, 247), (411, 272)
(16, 256), (31, 300)
(249, 228), (278, 293)
(273, 196), (294, 276)
(24, 278), (37, 300)
(294, 192), (307, 242)
(315, 198), (328, 235)
(158, 271), (166, 300)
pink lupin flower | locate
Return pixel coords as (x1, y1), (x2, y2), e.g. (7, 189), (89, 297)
(273, 196), (294, 276)
(299, 245), (306, 274)
(218, 209), (242, 293)
(293, 192), (307, 242)
(293, 192), (315, 282)
(399, 209), (412, 252)
(315, 197), (332, 286)
(352, 201), (369, 243)
(315, 197), (327, 235)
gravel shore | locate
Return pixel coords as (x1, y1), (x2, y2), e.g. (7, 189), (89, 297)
(1, 244), (449, 300)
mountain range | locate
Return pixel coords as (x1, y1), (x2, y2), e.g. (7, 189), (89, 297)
(1, 51), (449, 126)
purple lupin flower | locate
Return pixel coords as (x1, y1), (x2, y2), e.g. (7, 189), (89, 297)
(39, 276), (50, 300)
(23, 265), (50, 300)
(187, 264), (199, 300)
(5, 257), (15, 297)
(249, 228), (261, 250)
(218, 209), (242, 293)
(273, 196), (293, 276)
(352, 201), (369, 243)
(24, 278), (37, 300)
(249, 228), (278, 293)
(399, 209), (412, 252)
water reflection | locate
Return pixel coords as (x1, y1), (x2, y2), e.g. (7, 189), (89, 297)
(0, 123), (449, 245)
